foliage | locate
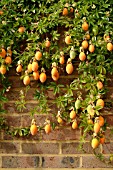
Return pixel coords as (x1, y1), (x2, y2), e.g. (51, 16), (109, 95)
(0, 0), (113, 163)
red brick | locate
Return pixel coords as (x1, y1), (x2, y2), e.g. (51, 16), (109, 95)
(4, 102), (38, 114)
(5, 115), (21, 127)
(42, 127), (81, 141)
(105, 129), (113, 141)
(7, 67), (18, 76)
(107, 75), (113, 87)
(8, 74), (78, 88)
(106, 88), (113, 99)
(0, 156), (2, 168)
(62, 142), (93, 154)
(5, 88), (36, 101)
(3, 132), (24, 140)
(22, 142), (59, 154)
(21, 114), (47, 127)
(102, 142), (113, 154)
(3, 126), (81, 141)
(0, 142), (20, 153)
(9, 76), (24, 88)
(2, 156), (40, 168)
(42, 156), (80, 168)
(104, 115), (113, 126)
(0, 132), (3, 140)
(82, 156), (113, 168)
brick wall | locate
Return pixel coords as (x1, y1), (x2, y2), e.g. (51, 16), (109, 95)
(0, 68), (113, 169)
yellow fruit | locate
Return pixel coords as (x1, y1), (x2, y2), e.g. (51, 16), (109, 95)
(59, 56), (65, 64)
(97, 81), (103, 90)
(91, 138), (100, 149)
(0, 48), (6, 58)
(51, 67), (58, 76)
(82, 22), (89, 31)
(87, 119), (93, 124)
(70, 110), (76, 119)
(0, 10), (3, 15)
(5, 56), (12, 64)
(107, 42), (113, 51)
(35, 51), (42, 60)
(32, 61), (38, 72)
(66, 63), (74, 74)
(30, 124), (38, 135)
(79, 52), (86, 61)
(70, 7), (74, 13)
(39, 72), (47, 83)
(33, 71), (39, 80)
(62, 7), (68, 16)
(45, 124), (51, 134)
(98, 116), (104, 127)
(52, 72), (59, 81)
(82, 40), (88, 49)
(23, 75), (30, 86)
(45, 39), (51, 48)
(72, 121), (78, 129)
(94, 122), (100, 134)
(18, 26), (25, 33)
(104, 35), (110, 42)
(96, 99), (104, 108)
(100, 134), (105, 144)
(57, 116), (63, 124)
(65, 36), (71, 44)
(85, 34), (90, 40)
(27, 63), (32, 73)
(0, 65), (6, 74)
(7, 48), (12, 56)
(89, 44), (95, 53)
(16, 64), (22, 73)
(51, 67), (59, 81)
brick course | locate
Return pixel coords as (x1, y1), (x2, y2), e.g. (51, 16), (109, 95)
(0, 70), (113, 169)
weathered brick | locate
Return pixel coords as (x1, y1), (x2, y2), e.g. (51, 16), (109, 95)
(22, 111), (58, 127)
(105, 129), (113, 141)
(4, 102), (38, 114)
(5, 88), (36, 101)
(42, 127), (81, 141)
(7, 67), (18, 76)
(2, 156), (40, 168)
(0, 142), (20, 153)
(42, 156), (80, 168)
(62, 142), (93, 154)
(102, 142), (113, 154)
(3, 133), (23, 140)
(5, 115), (21, 127)
(3, 127), (81, 142)
(8, 74), (78, 88)
(9, 76), (24, 88)
(104, 115), (113, 126)
(22, 142), (59, 154)
(0, 132), (2, 140)
(21, 114), (47, 127)
(82, 156), (113, 168)
(0, 156), (2, 168)
(106, 88), (113, 99)
(107, 76), (113, 87)
(4, 102), (20, 114)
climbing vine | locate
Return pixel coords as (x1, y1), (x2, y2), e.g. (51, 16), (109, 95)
(0, 0), (113, 163)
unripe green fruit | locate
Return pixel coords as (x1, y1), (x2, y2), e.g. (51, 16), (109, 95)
(87, 105), (95, 118)
(75, 99), (81, 110)
(70, 47), (76, 59)
(92, 26), (98, 36)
